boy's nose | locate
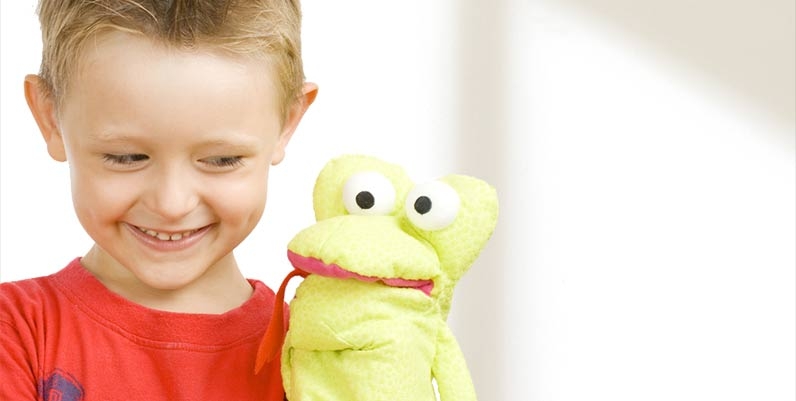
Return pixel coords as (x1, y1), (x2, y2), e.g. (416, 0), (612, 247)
(144, 166), (200, 221)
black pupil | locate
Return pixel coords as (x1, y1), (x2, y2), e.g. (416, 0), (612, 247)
(356, 191), (375, 209)
(414, 196), (432, 215)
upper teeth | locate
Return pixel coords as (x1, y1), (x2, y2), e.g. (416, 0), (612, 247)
(137, 226), (197, 241)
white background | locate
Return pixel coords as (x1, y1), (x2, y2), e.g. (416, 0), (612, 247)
(1, 1), (794, 400)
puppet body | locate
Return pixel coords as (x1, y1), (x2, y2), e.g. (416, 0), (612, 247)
(257, 155), (498, 401)
(285, 276), (443, 401)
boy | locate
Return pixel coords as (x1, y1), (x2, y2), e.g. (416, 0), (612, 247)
(0, 1), (317, 400)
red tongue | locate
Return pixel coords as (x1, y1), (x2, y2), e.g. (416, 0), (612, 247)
(254, 268), (307, 373)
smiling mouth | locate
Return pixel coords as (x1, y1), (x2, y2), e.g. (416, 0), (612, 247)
(133, 225), (203, 241)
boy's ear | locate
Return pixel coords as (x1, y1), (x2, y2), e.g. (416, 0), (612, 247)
(24, 75), (67, 162)
(271, 82), (318, 166)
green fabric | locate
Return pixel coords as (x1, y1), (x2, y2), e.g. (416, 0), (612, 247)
(282, 155), (498, 401)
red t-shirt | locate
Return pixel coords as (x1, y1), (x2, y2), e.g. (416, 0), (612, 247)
(0, 258), (285, 401)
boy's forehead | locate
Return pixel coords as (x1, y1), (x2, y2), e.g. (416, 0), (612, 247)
(81, 31), (269, 73)
(58, 31), (283, 128)
(71, 31), (279, 99)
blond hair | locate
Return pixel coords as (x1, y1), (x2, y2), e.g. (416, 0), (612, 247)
(36, 0), (305, 119)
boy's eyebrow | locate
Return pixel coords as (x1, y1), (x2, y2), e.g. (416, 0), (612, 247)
(88, 131), (138, 142)
(87, 131), (264, 148)
(193, 137), (263, 149)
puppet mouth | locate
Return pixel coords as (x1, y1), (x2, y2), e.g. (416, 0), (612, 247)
(287, 250), (434, 296)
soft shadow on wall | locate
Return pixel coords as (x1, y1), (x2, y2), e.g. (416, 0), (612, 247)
(560, 0), (795, 135)
(447, 0), (794, 400)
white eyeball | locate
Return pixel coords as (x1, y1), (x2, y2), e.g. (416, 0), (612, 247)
(342, 171), (397, 216)
(405, 181), (460, 231)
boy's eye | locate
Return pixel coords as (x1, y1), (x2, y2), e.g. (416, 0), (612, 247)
(201, 156), (244, 168)
(103, 153), (149, 165)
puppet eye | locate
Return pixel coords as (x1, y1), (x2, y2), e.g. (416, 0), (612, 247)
(342, 171), (397, 216)
(405, 181), (460, 231)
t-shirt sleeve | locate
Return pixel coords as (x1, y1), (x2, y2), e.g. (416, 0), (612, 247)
(0, 283), (40, 400)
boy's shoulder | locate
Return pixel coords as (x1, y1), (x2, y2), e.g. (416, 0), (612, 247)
(0, 273), (51, 298)
(0, 259), (75, 324)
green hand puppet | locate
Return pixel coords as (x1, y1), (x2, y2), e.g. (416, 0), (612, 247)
(256, 154), (498, 401)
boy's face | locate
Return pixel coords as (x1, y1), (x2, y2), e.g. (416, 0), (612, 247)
(26, 31), (314, 300)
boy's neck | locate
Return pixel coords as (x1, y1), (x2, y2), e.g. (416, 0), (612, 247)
(81, 246), (254, 314)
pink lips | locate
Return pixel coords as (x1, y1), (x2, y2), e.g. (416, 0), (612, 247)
(287, 250), (434, 296)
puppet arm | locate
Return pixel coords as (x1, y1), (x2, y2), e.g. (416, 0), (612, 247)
(281, 337), (293, 398)
(431, 323), (478, 401)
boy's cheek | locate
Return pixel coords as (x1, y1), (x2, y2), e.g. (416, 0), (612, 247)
(70, 175), (137, 209)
